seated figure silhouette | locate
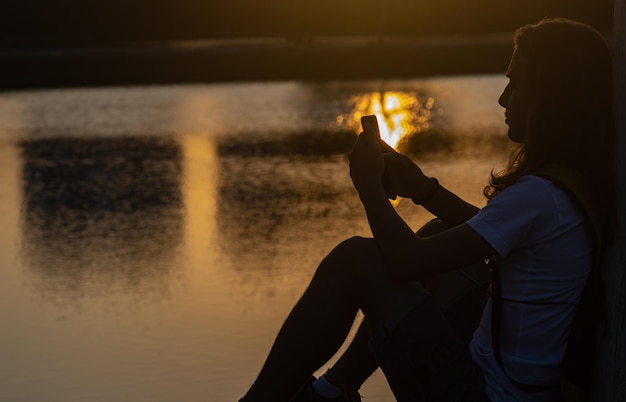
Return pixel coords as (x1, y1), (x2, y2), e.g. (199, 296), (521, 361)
(240, 17), (614, 402)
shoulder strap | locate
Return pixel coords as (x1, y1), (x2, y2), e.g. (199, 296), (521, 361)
(490, 259), (554, 392)
(535, 167), (605, 402)
(491, 167), (605, 400)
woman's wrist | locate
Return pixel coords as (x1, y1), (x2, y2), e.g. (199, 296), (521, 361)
(412, 178), (439, 205)
(357, 180), (387, 202)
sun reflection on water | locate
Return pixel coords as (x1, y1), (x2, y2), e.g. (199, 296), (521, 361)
(336, 91), (434, 148)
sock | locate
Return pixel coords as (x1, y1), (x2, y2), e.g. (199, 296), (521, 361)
(312, 375), (343, 399)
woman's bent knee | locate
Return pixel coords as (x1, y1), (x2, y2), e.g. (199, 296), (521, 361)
(310, 235), (428, 331)
(319, 236), (380, 274)
(311, 236), (386, 295)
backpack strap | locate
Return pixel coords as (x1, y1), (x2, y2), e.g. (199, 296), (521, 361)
(490, 258), (554, 392)
(490, 167), (604, 401)
(534, 167), (605, 402)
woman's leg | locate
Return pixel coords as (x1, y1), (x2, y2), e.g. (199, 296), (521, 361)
(320, 321), (378, 391)
(322, 219), (452, 391)
(240, 236), (427, 402)
(301, 219), (488, 401)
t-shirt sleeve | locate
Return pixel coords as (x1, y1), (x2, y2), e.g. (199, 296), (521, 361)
(466, 176), (557, 258)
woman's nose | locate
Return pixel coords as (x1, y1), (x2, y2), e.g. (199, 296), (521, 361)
(498, 88), (508, 108)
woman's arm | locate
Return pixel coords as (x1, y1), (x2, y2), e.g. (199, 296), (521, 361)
(381, 143), (480, 227)
(356, 183), (494, 281)
(350, 126), (494, 282)
(420, 182), (480, 227)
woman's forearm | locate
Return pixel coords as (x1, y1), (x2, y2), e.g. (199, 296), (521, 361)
(419, 182), (480, 227)
(357, 181), (493, 282)
(357, 183), (429, 277)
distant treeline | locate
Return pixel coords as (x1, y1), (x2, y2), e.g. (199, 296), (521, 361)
(0, 0), (614, 48)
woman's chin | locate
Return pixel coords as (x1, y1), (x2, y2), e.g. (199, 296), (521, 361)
(507, 129), (525, 144)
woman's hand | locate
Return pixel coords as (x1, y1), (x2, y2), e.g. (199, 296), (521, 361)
(383, 152), (433, 200)
(349, 122), (385, 197)
(377, 140), (433, 201)
(349, 117), (434, 203)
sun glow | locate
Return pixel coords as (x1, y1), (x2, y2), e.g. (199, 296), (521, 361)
(339, 91), (434, 149)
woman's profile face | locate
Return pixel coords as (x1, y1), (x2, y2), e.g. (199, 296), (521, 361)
(499, 49), (532, 143)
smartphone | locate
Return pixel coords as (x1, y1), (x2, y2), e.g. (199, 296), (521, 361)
(360, 115), (380, 140)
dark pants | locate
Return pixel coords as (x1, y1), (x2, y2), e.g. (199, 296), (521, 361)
(369, 263), (490, 402)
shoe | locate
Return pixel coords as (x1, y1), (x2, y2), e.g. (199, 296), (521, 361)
(291, 377), (361, 402)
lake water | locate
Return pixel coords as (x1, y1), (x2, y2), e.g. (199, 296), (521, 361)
(0, 76), (511, 402)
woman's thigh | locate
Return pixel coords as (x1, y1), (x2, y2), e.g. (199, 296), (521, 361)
(426, 263), (490, 344)
(311, 225), (489, 339)
(310, 235), (429, 333)
(368, 265), (489, 401)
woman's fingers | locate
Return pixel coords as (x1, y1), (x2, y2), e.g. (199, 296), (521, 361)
(378, 137), (398, 154)
(353, 131), (366, 148)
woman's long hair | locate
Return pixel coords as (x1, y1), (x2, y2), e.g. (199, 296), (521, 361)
(485, 17), (615, 239)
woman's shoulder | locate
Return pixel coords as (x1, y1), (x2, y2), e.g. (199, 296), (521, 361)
(493, 174), (583, 221)
(515, 174), (556, 189)
(483, 174), (583, 223)
(497, 174), (561, 205)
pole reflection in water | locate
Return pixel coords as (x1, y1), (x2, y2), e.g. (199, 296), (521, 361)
(0, 76), (509, 402)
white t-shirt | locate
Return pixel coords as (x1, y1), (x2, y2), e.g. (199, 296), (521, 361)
(466, 175), (593, 402)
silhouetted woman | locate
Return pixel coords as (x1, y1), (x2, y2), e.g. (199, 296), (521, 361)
(240, 17), (614, 402)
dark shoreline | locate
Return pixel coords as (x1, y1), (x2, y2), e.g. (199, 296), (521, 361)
(0, 34), (513, 90)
